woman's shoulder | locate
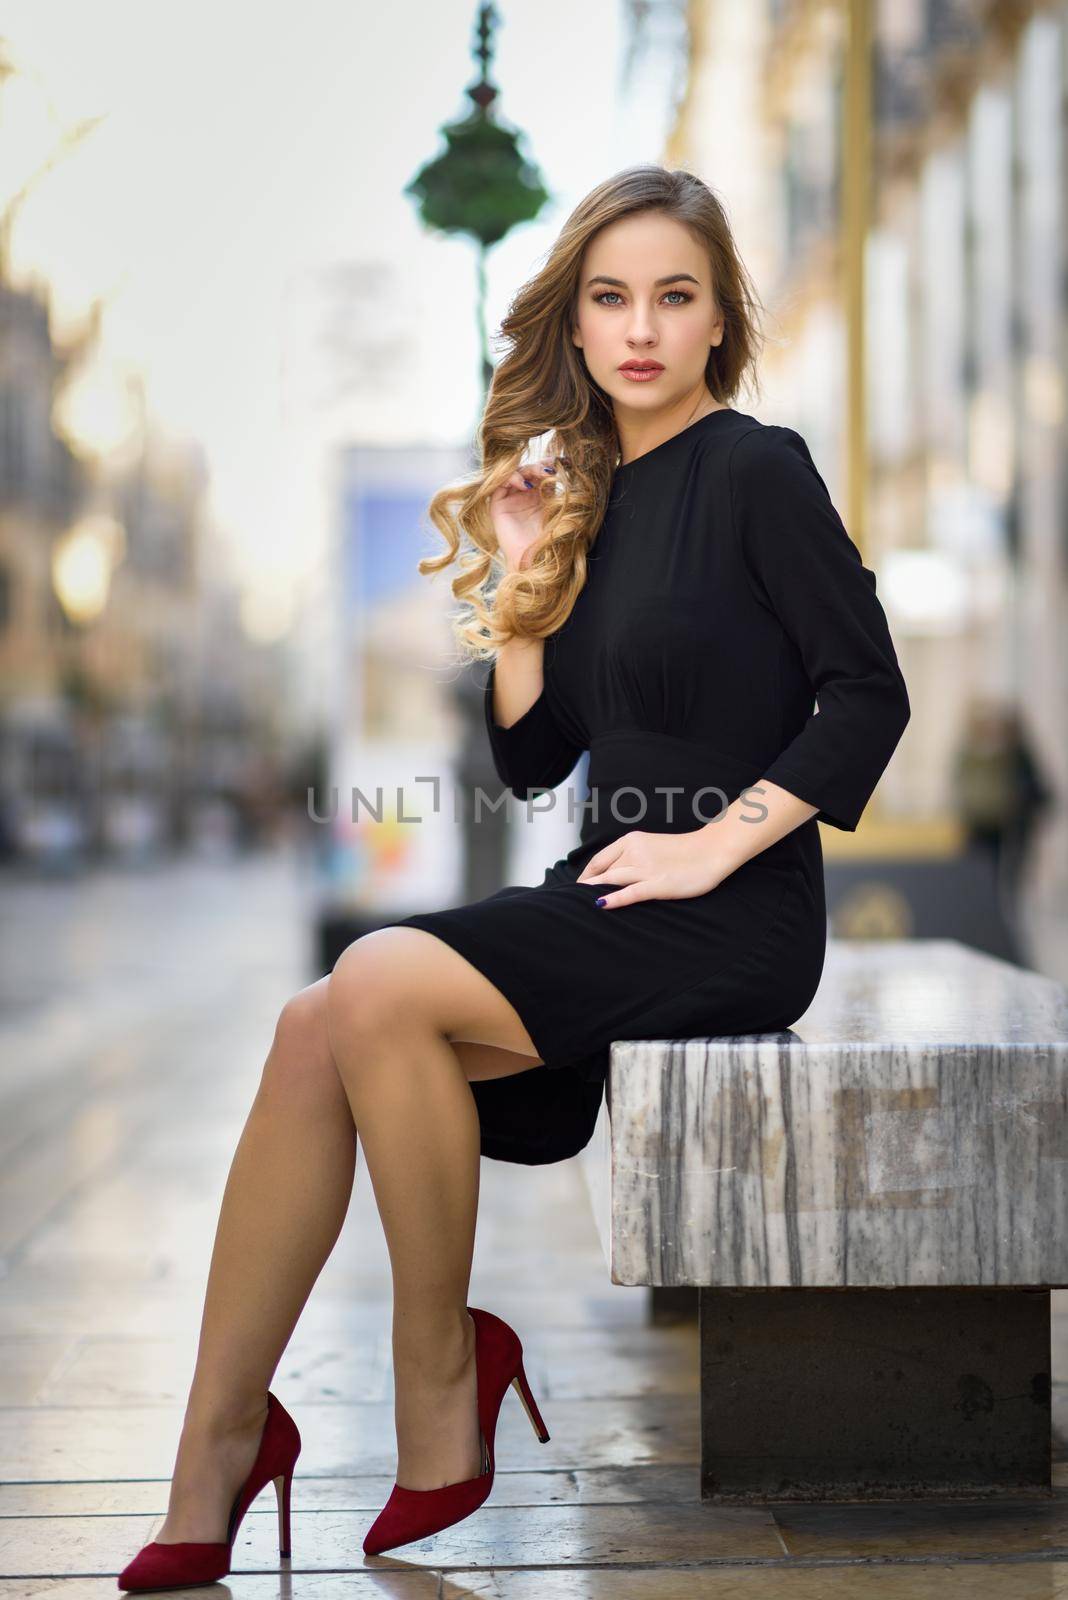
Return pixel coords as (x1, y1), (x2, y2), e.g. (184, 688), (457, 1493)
(719, 417), (826, 507)
(722, 415), (811, 468)
(690, 411), (816, 483)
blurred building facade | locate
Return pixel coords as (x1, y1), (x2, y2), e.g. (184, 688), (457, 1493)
(671, 0), (1067, 916)
(0, 274), (296, 868)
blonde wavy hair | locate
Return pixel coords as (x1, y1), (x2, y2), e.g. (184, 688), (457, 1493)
(419, 164), (767, 664)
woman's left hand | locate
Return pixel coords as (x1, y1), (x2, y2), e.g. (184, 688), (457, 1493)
(576, 829), (732, 910)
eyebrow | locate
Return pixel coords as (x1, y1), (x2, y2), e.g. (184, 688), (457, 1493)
(585, 273), (701, 289)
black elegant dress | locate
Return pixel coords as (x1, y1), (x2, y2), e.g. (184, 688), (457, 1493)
(385, 407), (911, 1166)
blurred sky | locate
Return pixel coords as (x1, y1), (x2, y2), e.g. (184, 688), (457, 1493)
(1, 1), (665, 626)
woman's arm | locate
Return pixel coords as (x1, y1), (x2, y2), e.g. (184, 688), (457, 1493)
(489, 634), (547, 727)
(727, 423), (911, 833)
(483, 636), (585, 800)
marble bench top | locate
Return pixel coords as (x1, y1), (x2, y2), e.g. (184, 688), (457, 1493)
(578, 939), (1068, 1289)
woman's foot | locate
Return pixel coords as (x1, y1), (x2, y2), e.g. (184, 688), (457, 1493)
(153, 1396), (270, 1545)
(392, 1310), (485, 1490)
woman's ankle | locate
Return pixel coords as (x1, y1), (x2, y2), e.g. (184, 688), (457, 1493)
(392, 1310), (476, 1382)
(182, 1389), (269, 1440)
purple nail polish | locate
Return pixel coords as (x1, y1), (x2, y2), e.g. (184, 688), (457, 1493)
(523, 477), (534, 488)
(596, 897), (606, 907)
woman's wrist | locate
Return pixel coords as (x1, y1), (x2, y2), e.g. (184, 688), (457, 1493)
(697, 781), (818, 872)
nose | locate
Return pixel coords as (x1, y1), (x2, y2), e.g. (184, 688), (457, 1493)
(626, 311), (659, 346)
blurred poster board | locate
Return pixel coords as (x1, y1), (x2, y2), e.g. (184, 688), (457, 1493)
(321, 443), (471, 913)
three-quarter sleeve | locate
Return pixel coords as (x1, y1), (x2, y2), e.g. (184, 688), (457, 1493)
(483, 659), (585, 800)
(728, 424), (911, 832)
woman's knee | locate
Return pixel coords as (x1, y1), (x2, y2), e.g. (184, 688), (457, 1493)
(261, 977), (344, 1108)
(326, 930), (426, 1051)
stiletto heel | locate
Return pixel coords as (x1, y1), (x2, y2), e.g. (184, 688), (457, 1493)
(511, 1357), (550, 1442)
(362, 1305), (550, 1556)
(273, 1467), (293, 1557)
(116, 1390), (301, 1592)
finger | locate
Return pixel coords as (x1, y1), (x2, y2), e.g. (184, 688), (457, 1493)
(507, 469), (539, 492)
(515, 459), (558, 489)
(491, 473), (532, 501)
(577, 864), (627, 885)
(577, 841), (625, 882)
(594, 883), (653, 909)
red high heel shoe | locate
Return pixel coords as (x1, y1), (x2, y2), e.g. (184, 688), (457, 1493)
(362, 1305), (550, 1557)
(116, 1390), (301, 1592)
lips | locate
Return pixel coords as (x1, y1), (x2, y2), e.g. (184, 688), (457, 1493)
(619, 362), (664, 372)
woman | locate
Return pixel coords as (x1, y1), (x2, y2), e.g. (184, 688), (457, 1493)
(117, 164), (911, 1588)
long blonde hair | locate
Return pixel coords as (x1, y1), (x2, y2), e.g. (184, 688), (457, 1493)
(419, 164), (766, 663)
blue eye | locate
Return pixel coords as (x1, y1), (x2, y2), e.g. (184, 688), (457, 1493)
(592, 289), (694, 307)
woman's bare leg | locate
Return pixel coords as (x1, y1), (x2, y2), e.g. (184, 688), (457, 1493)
(325, 926), (544, 1493)
(149, 939), (542, 1540)
(154, 976), (358, 1543)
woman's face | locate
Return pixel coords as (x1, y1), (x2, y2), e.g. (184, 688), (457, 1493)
(571, 210), (724, 416)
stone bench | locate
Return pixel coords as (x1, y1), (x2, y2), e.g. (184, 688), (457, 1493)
(578, 937), (1068, 1504)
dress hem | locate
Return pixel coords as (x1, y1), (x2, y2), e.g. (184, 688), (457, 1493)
(389, 869), (799, 1083)
(387, 908), (595, 1076)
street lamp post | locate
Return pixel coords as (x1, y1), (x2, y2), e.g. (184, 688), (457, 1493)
(405, 2), (551, 900)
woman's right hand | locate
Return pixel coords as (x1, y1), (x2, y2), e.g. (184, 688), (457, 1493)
(488, 456), (558, 574)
